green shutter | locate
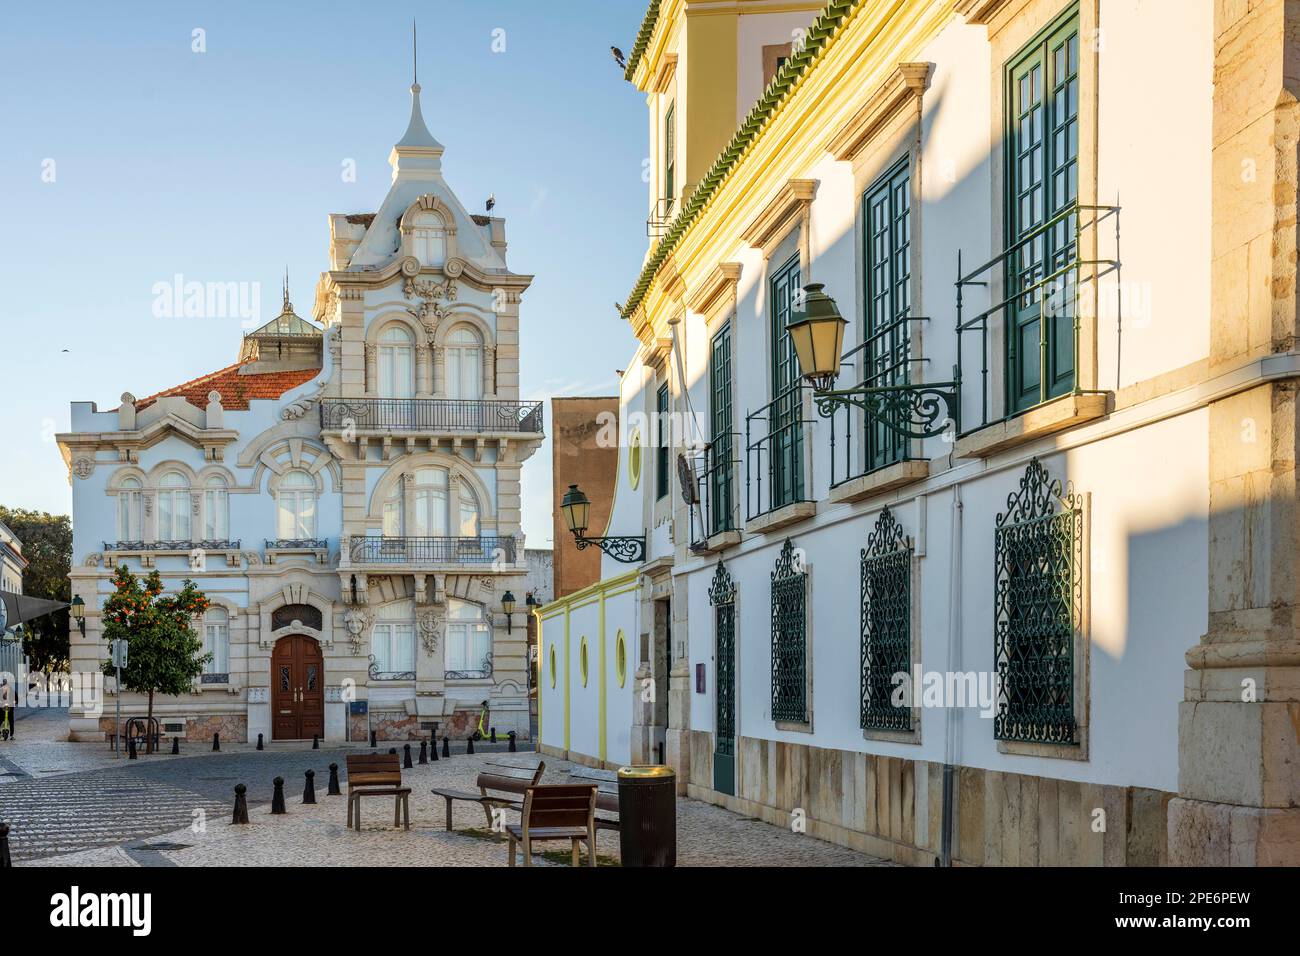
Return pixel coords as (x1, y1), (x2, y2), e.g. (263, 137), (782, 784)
(709, 324), (735, 535)
(770, 255), (804, 509)
(656, 383), (670, 500)
(1006, 8), (1080, 413)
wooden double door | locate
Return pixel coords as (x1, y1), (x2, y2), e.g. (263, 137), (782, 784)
(272, 635), (324, 741)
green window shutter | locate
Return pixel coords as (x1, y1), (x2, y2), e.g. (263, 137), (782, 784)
(769, 255), (804, 509)
(709, 324), (735, 535)
(664, 103), (676, 209)
(862, 159), (913, 472)
(860, 507), (912, 731)
(993, 458), (1082, 744)
(710, 561), (737, 795)
(1006, 7), (1080, 413)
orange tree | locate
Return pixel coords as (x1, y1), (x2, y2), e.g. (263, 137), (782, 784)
(100, 565), (210, 753)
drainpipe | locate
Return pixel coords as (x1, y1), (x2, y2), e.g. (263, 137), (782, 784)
(940, 483), (963, 867)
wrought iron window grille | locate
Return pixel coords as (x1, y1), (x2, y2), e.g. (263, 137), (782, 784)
(103, 540), (242, 551)
(860, 507), (913, 731)
(348, 535), (516, 566)
(368, 655), (414, 682)
(445, 653), (494, 682)
(688, 437), (740, 551)
(745, 383), (813, 520)
(993, 458), (1083, 745)
(770, 539), (808, 724)
(264, 538), (327, 550)
(710, 562), (737, 758)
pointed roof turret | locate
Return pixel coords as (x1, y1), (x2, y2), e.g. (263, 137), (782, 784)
(390, 22), (443, 180)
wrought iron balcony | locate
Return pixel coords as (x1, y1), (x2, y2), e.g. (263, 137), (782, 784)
(826, 308), (931, 487)
(264, 538), (328, 550)
(745, 383), (812, 521)
(646, 196), (676, 238)
(319, 398), (543, 435)
(103, 540), (241, 551)
(955, 201), (1120, 435)
(347, 535), (515, 567)
(687, 438), (740, 551)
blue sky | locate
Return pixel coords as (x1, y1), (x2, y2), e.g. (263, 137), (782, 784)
(0, 0), (649, 549)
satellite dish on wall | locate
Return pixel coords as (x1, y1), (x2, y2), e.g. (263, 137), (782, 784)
(678, 452), (699, 506)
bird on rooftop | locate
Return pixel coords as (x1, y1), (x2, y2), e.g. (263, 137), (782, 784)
(486, 195), (496, 213)
(611, 46), (626, 69)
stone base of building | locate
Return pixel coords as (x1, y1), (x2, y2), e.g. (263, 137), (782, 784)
(349, 707), (532, 744)
(1167, 797), (1300, 866)
(683, 730), (1172, 866)
(95, 713), (249, 743)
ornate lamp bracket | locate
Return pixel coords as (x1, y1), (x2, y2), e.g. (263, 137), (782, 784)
(573, 534), (646, 564)
(811, 381), (960, 441)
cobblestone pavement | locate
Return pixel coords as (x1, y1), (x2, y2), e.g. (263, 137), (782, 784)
(2, 717), (892, 867)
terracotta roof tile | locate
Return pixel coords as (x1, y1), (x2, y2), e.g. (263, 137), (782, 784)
(134, 362), (320, 412)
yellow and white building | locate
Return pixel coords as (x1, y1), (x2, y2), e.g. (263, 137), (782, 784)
(540, 0), (1300, 866)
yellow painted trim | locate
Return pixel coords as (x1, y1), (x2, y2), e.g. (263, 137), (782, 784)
(537, 569), (639, 615)
(598, 588), (608, 761)
(563, 605), (571, 752)
(616, 629), (628, 687)
(580, 636), (590, 687)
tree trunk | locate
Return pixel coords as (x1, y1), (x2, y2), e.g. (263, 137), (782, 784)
(146, 690), (154, 754)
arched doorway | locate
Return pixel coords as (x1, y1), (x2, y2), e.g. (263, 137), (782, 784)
(272, 635), (324, 741)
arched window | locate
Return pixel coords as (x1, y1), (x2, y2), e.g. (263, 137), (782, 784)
(382, 479), (405, 537)
(411, 467), (449, 537)
(457, 482), (480, 537)
(203, 607), (229, 677)
(446, 598), (491, 676)
(203, 475), (228, 540)
(446, 327), (483, 399)
(372, 600), (415, 675)
(378, 325), (416, 399)
(277, 470), (316, 538)
(410, 210), (446, 268)
(271, 603), (323, 632)
(157, 472), (191, 541)
(118, 477), (143, 541)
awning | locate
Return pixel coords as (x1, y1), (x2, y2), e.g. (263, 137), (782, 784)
(0, 590), (69, 630)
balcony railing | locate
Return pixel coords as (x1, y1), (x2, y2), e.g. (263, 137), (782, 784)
(348, 535), (515, 566)
(745, 383), (812, 521)
(103, 540), (241, 551)
(955, 202), (1120, 435)
(688, 437), (739, 551)
(319, 399), (543, 434)
(827, 308), (930, 487)
(646, 196), (676, 238)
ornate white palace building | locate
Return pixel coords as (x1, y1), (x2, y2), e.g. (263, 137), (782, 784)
(58, 75), (541, 745)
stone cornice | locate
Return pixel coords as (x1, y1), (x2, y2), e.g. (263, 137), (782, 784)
(322, 255), (534, 299)
(826, 62), (932, 161)
(652, 53), (679, 94)
(954, 0), (1018, 25)
(741, 179), (818, 250)
(687, 262), (743, 317)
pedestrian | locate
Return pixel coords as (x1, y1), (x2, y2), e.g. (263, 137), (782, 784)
(0, 677), (12, 742)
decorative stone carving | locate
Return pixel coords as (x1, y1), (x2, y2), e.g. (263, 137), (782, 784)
(281, 380), (327, 421)
(73, 458), (95, 480)
(247, 687), (268, 704)
(343, 606), (374, 656)
(84, 553), (102, 567)
(403, 275), (458, 328)
(419, 607), (445, 655)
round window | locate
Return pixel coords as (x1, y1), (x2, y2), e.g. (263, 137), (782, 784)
(615, 630), (627, 687)
(628, 428), (643, 490)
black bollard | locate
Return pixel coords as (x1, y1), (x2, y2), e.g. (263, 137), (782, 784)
(441, 736), (450, 759)
(388, 748), (397, 756)
(213, 732), (220, 752)
(271, 777), (287, 814)
(312, 735), (319, 750)
(0, 823), (11, 868)
(327, 763), (341, 796)
(418, 740), (427, 764)
(403, 744), (413, 769)
(370, 730), (377, 748)
(508, 731), (517, 753)
(303, 769), (317, 805)
(171, 736), (179, 755)
(232, 784), (249, 825)
(466, 736), (475, 755)
(257, 733), (264, 751)
(490, 727), (497, 744)
(128, 734), (137, 760)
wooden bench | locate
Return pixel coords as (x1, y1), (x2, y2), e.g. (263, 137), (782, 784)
(345, 753), (411, 832)
(506, 784), (598, 867)
(568, 766), (620, 832)
(430, 757), (545, 831)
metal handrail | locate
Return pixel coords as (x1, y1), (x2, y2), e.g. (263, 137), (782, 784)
(348, 535), (515, 566)
(688, 437), (741, 549)
(745, 382), (813, 520)
(955, 201), (1121, 434)
(319, 399), (544, 434)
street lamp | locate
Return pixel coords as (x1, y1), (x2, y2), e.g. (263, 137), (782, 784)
(501, 591), (516, 635)
(70, 595), (86, 638)
(786, 283), (960, 439)
(560, 483), (646, 564)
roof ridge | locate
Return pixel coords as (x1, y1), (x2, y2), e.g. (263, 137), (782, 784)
(135, 360), (247, 406)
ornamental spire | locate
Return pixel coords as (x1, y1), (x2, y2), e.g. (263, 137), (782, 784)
(394, 20), (443, 156)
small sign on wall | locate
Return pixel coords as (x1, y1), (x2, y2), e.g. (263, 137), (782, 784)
(695, 663), (706, 694)
(349, 701), (368, 715)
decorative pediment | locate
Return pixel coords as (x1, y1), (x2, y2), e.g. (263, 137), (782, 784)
(688, 262), (743, 323)
(954, 0), (1018, 25)
(741, 179), (818, 252)
(826, 63), (932, 162)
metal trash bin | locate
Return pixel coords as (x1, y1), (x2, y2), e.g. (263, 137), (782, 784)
(617, 765), (676, 867)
